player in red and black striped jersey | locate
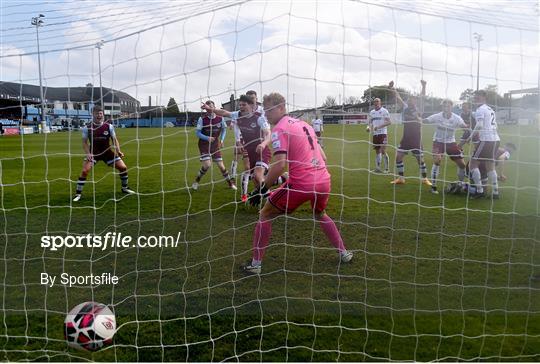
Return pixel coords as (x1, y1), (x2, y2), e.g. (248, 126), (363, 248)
(73, 106), (134, 202)
(191, 100), (236, 191)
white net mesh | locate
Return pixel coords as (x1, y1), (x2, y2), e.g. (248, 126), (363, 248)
(1, 0), (539, 361)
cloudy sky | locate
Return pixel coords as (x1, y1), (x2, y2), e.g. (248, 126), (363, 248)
(1, 0), (538, 111)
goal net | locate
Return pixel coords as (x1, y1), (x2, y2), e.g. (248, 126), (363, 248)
(1, 0), (539, 361)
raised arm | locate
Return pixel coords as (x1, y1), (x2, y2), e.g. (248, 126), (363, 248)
(201, 103), (233, 118)
(389, 80), (405, 106)
(418, 80), (427, 113)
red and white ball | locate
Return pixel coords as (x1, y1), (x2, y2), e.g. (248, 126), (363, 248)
(64, 301), (116, 351)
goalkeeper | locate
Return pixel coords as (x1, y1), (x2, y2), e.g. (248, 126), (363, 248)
(242, 92), (353, 274)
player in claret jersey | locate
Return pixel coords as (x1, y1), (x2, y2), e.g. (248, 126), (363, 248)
(389, 80), (432, 187)
(241, 92), (353, 275)
(203, 94), (275, 201)
(229, 91), (262, 181)
(191, 100), (236, 191)
(73, 106), (135, 202)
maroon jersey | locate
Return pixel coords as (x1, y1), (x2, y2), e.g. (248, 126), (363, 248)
(460, 111), (478, 143)
(85, 122), (114, 156)
(235, 112), (268, 149)
(401, 105), (422, 144)
(197, 115), (225, 153)
(234, 111), (271, 170)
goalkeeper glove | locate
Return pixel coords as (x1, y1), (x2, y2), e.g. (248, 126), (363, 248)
(248, 184), (269, 206)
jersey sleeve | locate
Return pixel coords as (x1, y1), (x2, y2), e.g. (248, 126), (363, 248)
(220, 120), (227, 142)
(258, 116), (270, 130)
(230, 111), (239, 121)
(195, 117), (209, 141)
(425, 114), (439, 124)
(455, 115), (467, 128)
(195, 117), (203, 130)
(400, 100), (407, 110)
(233, 124), (242, 141)
(108, 124), (116, 139)
(271, 127), (288, 155)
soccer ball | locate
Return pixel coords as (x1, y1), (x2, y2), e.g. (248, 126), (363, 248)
(64, 302), (116, 351)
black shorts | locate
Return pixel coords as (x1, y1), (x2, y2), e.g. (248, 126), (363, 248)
(86, 149), (121, 166)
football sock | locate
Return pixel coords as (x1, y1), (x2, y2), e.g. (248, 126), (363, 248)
(196, 166), (209, 182)
(457, 167), (466, 185)
(487, 170), (499, 195)
(76, 177), (86, 194)
(375, 153), (381, 169)
(318, 215), (346, 252)
(220, 167), (231, 181)
(471, 168), (483, 193)
(420, 161), (428, 178)
(252, 219), (272, 261)
(119, 172), (128, 188)
(241, 171), (250, 195)
(383, 153), (389, 170)
(431, 164), (439, 187)
(396, 161), (404, 177)
(230, 160), (237, 178)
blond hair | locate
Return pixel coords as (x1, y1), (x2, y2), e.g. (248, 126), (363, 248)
(263, 92), (286, 108)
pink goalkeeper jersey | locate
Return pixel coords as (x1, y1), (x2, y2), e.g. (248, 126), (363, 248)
(271, 115), (330, 187)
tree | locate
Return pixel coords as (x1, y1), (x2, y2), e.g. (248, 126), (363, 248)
(484, 84), (508, 106)
(459, 85), (509, 107)
(459, 88), (475, 102)
(321, 96), (337, 108)
(343, 96), (361, 105)
(362, 85), (409, 105)
(166, 97), (180, 114)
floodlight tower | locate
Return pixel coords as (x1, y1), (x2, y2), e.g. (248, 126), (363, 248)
(95, 40), (105, 108)
(31, 14), (46, 131)
(473, 32), (483, 91)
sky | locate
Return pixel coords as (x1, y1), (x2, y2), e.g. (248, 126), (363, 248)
(1, 0), (538, 111)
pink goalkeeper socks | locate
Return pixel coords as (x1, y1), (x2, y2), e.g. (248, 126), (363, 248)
(252, 220), (272, 261)
(318, 214), (346, 252)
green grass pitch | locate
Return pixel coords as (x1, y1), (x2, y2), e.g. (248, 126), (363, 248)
(0, 123), (539, 361)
